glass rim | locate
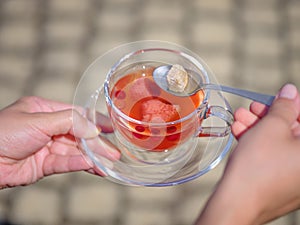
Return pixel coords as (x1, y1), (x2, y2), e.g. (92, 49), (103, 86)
(104, 47), (210, 126)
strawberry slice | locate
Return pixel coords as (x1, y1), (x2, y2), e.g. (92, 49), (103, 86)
(141, 98), (179, 122)
(129, 77), (160, 102)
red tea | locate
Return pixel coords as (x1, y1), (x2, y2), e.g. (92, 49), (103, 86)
(109, 64), (204, 151)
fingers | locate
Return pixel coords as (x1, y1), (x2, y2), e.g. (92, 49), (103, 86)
(14, 96), (74, 113)
(82, 136), (121, 161)
(232, 84), (300, 139)
(95, 112), (114, 133)
(32, 107), (120, 176)
(72, 110), (101, 138)
(234, 108), (260, 127)
(43, 154), (105, 176)
(16, 96), (113, 137)
(250, 102), (269, 118)
(231, 121), (247, 140)
(232, 108), (260, 139)
(33, 109), (100, 139)
(47, 137), (111, 176)
(232, 101), (269, 139)
(40, 97), (114, 134)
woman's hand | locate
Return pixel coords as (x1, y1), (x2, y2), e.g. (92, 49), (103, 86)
(0, 96), (120, 189)
(196, 84), (300, 225)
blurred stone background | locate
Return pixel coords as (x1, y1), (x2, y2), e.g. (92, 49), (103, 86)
(0, 0), (299, 225)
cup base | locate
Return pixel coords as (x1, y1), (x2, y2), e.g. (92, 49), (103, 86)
(114, 129), (198, 165)
(73, 40), (234, 186)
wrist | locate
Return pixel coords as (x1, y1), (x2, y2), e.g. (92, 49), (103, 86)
(195, 178), (261, 225)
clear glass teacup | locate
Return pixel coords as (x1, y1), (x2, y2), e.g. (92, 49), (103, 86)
(74, 41), (234, 186)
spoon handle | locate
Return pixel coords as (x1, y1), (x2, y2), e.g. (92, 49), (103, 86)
(204, 84), (275, 106)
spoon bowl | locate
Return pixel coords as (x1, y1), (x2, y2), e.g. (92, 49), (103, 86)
(153, 65), (275, 106)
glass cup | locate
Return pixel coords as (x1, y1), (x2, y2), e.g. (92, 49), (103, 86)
(74, 41), (234, 186)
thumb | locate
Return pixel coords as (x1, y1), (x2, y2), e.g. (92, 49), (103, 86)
(35, 109), (100, 138)
(268, 84), (300, 127)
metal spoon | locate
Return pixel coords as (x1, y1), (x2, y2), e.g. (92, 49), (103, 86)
(153, 65), (275, 106)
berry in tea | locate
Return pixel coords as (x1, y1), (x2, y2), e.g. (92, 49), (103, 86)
(110, 64), (204, 151)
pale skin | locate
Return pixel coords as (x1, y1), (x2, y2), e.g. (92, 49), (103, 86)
(0, 96), (120, 189)
(195, 84), (300, 225)
(0, 85), (299, 225)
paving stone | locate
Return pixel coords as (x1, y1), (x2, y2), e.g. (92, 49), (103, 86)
(10, 186), (61, 225)
(287, 29), (300, 50)
(295, 210), (300, 224)
(0, 84), (23, 108)
(192, 0), (234, 12)
(183, 158), (227, 191)
(41, 48), (82, 75)
(0, 22), (39, 50)
(243, 0), (279, 9)
(0, 188), (15, 219)
(0, 188), (15, 202)
(0, 0), (298, 225)
(190, 20), (235, 47)
(199, 53), (234, 84)
(44, 19), (88, 45)
(87, 36), (133, 60)
(96, 6), (137, 32)
(287, 0), (300, 22)
(36, 174), (73, 189)
(266, 214), (294, 225)
(1, 0), (39, 18)
(123, 206), (172, 225)
(32, 76), (76, 102)
(48, 0), (92, 14)
(73, 171), (108, 185)
(173, 190), (211, 225)
(0, 204), (6, 220)
(141, 1), (184, 24)
(66, 183), (120, 223)
(289, 58), (300, 84)
(244, 35), (282, 58)
(126, 186), (178, 205)
(137, 28), (183, 45)
(241, 65), (283, 92)
(0, 56), (33, 83)
(102, 0), (138, 3)
(243, 7), (279, 26)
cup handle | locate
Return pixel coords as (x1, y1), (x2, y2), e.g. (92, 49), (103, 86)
(198, 105), (234, 137)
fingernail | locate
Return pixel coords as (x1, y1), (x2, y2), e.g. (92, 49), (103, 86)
(86, 120), (101, 137)
(279, 84), (297, 100)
